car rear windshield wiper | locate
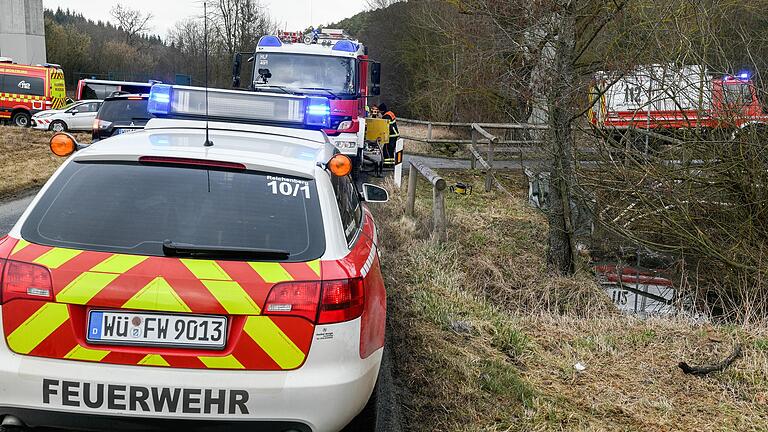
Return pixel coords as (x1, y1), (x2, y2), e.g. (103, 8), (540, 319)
(253, 85), (295, 96)
(299, 87), (339, 99)
(162, 240), (290, 261)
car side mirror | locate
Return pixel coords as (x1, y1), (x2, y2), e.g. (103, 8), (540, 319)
(361, 183), (389, 203)
(71, 110), (79, 115)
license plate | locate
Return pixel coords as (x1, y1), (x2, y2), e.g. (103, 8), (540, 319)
(114, 128), (128, 135)
(87, 310), (227, 350)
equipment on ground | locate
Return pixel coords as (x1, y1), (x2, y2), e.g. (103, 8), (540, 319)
(450, 182), (473, 195)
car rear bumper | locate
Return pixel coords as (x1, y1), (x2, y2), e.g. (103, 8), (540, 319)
(30, 119), (48, 129)
(0, 313), (382, 432)
(0, 407), (312, 432)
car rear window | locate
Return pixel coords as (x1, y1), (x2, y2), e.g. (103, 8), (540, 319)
(21, 161), (325, 261)
(97, 98), (153, 123)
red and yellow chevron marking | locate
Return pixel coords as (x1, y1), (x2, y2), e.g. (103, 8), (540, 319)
(0, 93), (46, 104)
(50, 97), (67, 109)
(2, 239), (320, 371)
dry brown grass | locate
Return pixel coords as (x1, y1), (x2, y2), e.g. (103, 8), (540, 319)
(372, 169), (768, 431)
(0, 126), (90, 198)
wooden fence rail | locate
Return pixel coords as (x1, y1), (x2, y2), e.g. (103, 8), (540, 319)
(400, 117), (547, 200)
(406, 158), (447, 243)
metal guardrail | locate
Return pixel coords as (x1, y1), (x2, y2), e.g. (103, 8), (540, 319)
(406, 158), (447, 243)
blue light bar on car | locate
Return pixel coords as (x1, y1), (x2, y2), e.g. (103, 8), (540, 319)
(147, 84), (331, 129)
(332, 40), (359, 53)
(147, 84), (172, 115)
(258, 35), (283, 47)
(305, 97), (331, 128)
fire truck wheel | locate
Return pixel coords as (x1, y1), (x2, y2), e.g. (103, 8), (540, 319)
(50, 120), (68, 132)
(11, 111), (31, 128)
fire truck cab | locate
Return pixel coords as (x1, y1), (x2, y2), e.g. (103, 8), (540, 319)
(0, 59), (67, 127)
(232, 31), (381, 176)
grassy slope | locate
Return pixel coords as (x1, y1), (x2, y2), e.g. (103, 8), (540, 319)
(0, 126), (89, 198)
(372, 170), (768, 431)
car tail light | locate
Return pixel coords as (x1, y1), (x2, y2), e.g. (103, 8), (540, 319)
(0, 259), (54, 304)
(264, 281), (321, 322)
(93, 119), (111, 130)
(263, 278), (364, 324)
(318, 278), (364, 324)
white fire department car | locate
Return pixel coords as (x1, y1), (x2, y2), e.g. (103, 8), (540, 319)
(0, 85), (388, 432)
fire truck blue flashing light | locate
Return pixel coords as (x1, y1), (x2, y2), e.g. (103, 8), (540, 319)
(739, 72), (750, 80)
(332, 40), (359, 53)
(258, 35), (283, 47)
(305, 97), (331, 128)
(148, 84), (173, 115)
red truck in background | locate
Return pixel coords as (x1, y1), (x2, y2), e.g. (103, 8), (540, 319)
(589, 65), (768, 132)
(232, 29), (381, 172)
(0, 58), (67, 127)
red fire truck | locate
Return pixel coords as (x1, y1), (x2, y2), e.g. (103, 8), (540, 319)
(589, 65), (768, 132)
(232, 29), (381, 173)
(0, 59), (67, 127)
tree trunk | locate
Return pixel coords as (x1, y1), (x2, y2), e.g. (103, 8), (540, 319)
(546, 4), (578, 275)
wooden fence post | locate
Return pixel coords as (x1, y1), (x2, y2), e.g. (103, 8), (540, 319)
(485, 137), (495, 192)
(427, 122), (433, 140)
(406, 163), (417, 217)
(470, 128), (477, 170)
(433, 183), (447, 243)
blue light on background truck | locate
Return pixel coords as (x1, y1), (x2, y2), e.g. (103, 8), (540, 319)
(258, 35), (283, 48)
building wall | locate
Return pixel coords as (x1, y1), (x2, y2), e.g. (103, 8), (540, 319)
(0, 0), (46, 65)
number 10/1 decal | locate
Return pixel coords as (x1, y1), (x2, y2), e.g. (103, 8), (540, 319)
(268, 180), (310, 199)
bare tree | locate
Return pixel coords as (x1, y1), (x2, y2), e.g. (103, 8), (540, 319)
(213, 0), (274, 56)
(110, 4), (153, 44)
(366, 0), (404, 11)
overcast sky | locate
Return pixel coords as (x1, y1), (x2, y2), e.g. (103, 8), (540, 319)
(43, 0), (366, 38)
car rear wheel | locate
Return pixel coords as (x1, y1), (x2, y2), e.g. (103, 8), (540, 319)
(50, 120), (67, 132)
(11, 111), (31, 128)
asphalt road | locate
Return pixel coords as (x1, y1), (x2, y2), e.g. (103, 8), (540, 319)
(0, 192), (34, 236)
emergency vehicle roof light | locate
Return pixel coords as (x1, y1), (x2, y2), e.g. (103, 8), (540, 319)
(147, 84), (332, 129)
(305, 97), (331, 128)
(258, 35), (283, 47)
(147, 84), (173, 115)
(332, 40), (359, 53)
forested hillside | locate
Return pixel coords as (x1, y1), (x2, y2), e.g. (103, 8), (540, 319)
(44, 2), (275, 91)
(337, 0), (768, 122)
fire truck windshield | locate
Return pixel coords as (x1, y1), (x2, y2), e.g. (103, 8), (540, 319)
(724, 83), (752, 106)
(253, 53), (356, 98)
